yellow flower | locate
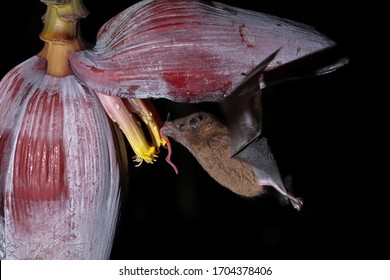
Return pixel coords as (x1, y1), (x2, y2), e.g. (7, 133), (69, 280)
(97, 94), (167, 165)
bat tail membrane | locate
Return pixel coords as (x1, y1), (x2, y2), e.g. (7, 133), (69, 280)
(248, 137), (303, 211)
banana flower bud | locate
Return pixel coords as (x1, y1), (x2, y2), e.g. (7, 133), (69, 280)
(0, 55), (128, 259)
(1, 0), (348, 259)
(0, 0), (131, 259)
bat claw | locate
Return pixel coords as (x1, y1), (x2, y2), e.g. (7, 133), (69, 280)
(287, 195), (303, 211)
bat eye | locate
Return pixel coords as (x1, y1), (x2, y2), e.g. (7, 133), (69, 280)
(189, 114), (203, 126)
(178, 123), (185, 129)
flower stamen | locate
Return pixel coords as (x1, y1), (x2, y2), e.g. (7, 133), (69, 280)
(123, 98), (167, 149)
(97, 93), (169, 166)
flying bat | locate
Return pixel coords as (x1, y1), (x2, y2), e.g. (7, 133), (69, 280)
(162, 50), (305, 210)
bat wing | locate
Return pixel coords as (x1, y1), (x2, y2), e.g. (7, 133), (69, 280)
(220, 46), (347, 156)
(220, 50), (279, 157)
(262, 46), (349, 87)
(219, 51), (303, 210)
(69, 0), (345, 103)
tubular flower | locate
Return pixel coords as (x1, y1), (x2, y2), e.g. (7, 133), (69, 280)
(96, 94), (167, 165)
(1, 0), (347, 259)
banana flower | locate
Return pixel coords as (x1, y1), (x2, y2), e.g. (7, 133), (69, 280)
(0, 0), (346, 259)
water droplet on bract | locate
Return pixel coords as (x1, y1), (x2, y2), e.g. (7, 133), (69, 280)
(114, 103), (121, 110)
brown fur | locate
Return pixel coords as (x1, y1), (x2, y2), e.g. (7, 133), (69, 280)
(162, 112), (264, 197)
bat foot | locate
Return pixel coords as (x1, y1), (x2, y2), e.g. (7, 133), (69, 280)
(286, 194), (303, 211)
(257, 178), (303, 210)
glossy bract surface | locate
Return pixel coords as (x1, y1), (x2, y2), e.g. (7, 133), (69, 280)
(70, 0), (342, 102)
(0, 56), (125, 259)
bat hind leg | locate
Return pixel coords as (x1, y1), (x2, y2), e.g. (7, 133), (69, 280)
(257, 179), (303, 211)
(283, 192), (303, 211)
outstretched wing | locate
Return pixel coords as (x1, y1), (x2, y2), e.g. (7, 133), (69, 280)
(220, 50), (279, 156)
(69, 0), (346, 103)
(219, 52), (303, 210)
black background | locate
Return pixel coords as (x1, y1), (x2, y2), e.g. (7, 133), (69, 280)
(1, 1), (385, 260)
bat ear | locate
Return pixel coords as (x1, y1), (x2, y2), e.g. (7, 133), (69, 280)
(189, 113), (204, 126)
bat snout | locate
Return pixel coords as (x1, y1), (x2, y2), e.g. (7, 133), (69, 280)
(160, 122), (178, 137)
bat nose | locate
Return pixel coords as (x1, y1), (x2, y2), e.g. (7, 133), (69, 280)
(160, 123), (175, 136)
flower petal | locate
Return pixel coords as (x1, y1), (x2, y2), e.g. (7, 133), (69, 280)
(69, 0), (346, 102)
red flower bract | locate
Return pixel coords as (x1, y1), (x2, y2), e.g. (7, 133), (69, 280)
(0, 56), (127, 259)
(69, 0), (345, 103)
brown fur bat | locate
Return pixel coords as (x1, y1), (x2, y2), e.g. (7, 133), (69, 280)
(162, 112), (263, 197)
(161, 112), (302, 209)
(161, 50), (304, 210)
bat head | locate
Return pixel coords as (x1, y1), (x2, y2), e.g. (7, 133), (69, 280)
(161, 112), (226, 148)
(161, 112), (223, 147)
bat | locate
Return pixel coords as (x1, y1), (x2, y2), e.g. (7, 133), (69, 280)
(220, 49), (303, 209)
(161, 50), (304, 210)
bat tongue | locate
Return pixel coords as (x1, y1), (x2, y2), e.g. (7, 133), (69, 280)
(237, 137), (303, 210)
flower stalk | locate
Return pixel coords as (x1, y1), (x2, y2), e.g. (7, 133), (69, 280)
(39, 0), (87, 76)
(38, 0), (169, 165)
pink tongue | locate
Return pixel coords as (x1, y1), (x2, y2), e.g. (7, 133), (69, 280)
(160, 127), (179, 174)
